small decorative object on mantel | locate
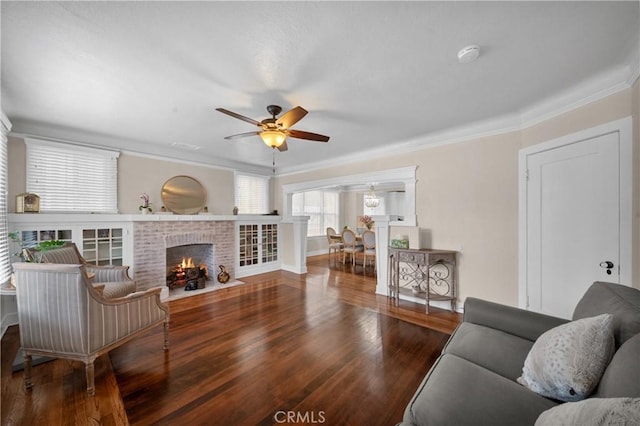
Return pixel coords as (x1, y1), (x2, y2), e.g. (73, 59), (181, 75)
(217, 265), (230, 284)
(233, 206), (238, 215)
(16, 193), (40, 213)
(139, 193), (153, 214)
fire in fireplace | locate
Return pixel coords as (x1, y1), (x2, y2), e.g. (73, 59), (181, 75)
(167, 257), (208, 291)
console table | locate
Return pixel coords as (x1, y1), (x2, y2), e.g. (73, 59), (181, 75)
(388, 247), (457, 313)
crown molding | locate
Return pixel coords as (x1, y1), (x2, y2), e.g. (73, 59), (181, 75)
(518, 63), (634, 130)
(0, 111), (11, 132)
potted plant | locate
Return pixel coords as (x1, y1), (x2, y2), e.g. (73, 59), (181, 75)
(360, 215), (375, 230)
(139, 193), (153, 214)
(9, 232), (66, 264)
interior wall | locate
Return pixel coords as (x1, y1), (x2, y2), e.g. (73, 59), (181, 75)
(273, 84), (639, 307)
(7, 136), (26, 212)
(117, 153), (235, 214)
(6, 139), (236, 215)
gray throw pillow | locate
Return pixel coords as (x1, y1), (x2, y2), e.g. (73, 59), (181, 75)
(517, 313), (614, 402)
(535, 397), (640, 426)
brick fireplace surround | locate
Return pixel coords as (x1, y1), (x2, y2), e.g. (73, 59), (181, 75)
(133, 220), (234, 291)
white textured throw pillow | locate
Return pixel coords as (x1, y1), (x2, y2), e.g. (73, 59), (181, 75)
(535, 398), (640, 426)
(517, 313), (614, 402)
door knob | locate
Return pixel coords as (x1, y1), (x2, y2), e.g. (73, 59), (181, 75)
(599, 261), (614, 275)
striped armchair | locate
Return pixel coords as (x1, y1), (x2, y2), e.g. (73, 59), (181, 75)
(13, 262), (169, 396)
(26, 242), (136, 299)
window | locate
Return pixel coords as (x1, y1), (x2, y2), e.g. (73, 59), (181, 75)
(292, 190), (339, 237)
(0, 114), (11, 285)
(235, 172), (269, 214)
(26, 139), (119, 213)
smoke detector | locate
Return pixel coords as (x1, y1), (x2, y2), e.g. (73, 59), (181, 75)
(457, 45), (480, 64)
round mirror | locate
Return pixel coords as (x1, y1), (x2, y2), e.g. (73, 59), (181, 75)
(161, 176), (207, 215)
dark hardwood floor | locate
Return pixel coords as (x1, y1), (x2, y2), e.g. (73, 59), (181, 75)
(1, 254), (461, 425)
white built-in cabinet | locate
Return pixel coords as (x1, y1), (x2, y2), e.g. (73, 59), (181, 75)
(8, 215), (132, 267)
(236, 217), (281, 278)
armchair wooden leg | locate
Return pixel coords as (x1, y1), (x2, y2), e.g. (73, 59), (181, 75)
(23, 353), (33, 392)
(85, 361), (96, 396)
(163, 320), (170, 351)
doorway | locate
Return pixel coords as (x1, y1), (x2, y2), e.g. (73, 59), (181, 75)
(518, 117), (632, 319)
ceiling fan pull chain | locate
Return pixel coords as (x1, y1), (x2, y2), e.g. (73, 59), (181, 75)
(272, 149), (276, 175)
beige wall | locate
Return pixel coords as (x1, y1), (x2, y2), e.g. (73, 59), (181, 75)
(117, 153), (234, 214)
(7, 136), (26, 213)
(273, 83), (639, 307)
(7, 138), (235, 215)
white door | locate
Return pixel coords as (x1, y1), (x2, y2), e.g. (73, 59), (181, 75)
(523, 131), (621, 319)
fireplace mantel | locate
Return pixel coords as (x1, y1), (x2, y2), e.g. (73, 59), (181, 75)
(8, 213), (240, 224)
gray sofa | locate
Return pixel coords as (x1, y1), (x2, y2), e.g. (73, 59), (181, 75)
(399, 282), (640, 426)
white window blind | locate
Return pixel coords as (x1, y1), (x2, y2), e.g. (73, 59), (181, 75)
(235, 173), (269, 214)
(0, 114), (11, 285)
(26, 139), (119, 213)
(292, 190), (339, 237)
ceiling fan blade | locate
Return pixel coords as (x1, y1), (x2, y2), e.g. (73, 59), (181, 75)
(224, 131), (260, 140)
(287, 129), (330, 142)
(277, 106), (308, 129)
(276, 141), (288, 152)
(216, 108), (261, 127)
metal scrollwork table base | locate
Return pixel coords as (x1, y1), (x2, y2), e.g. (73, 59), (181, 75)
(388, 247), (457, 313)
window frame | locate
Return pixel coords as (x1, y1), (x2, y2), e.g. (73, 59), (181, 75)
(0, 113), (11, 286)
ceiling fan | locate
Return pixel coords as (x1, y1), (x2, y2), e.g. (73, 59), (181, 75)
(216, 105), (330, 152)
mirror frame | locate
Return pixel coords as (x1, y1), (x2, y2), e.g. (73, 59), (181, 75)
(161, 175), (207, 215)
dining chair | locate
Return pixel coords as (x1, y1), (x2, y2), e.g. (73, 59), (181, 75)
(326, 227), (344, 264)
(361, 230), (376, 275)
(341, 228), (363, 269)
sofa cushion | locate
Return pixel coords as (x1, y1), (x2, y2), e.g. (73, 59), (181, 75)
(517, 314), (614, 402)
(443, 322), (534, 381)
(101, 281), (137, 299)
(37, 245), (83, 264)
(593, 333), (640, 398)
(534, 398), (640, 426)
(400, 354), (557, 426)
(463, 297), (568, 342)
(572, 282), (640, 349)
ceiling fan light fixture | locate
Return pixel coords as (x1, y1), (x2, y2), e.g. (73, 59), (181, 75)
(260, 130), (287, 148)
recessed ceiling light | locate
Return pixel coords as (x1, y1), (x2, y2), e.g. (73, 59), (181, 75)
(458, 45), (480, 64)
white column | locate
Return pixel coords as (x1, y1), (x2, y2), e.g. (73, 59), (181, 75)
(373, 215), (390, 296)
(280, 216), (309, 274)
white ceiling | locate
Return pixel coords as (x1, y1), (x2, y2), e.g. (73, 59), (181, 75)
(2, 1), (638, 175)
